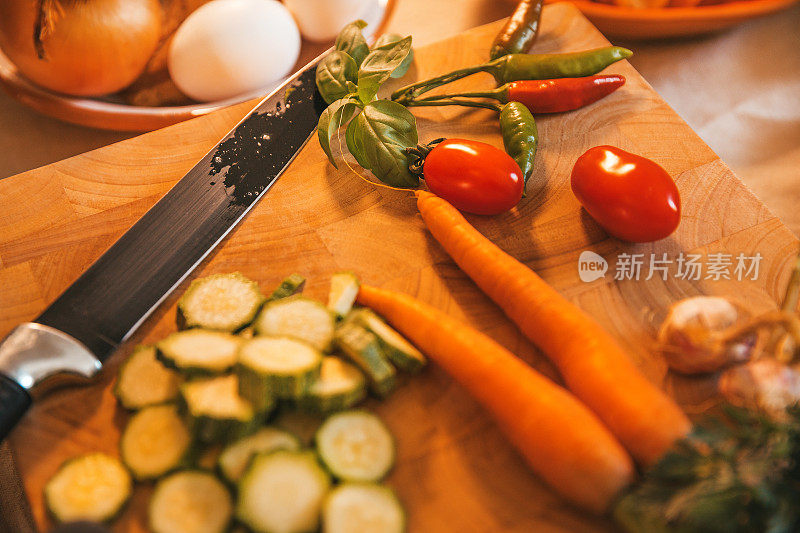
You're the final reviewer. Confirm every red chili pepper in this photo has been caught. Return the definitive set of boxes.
[402,74,626,115]
[571,146,680,243]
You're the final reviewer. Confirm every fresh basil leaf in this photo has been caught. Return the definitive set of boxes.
[334,20,369,67]
[357,36,413,103]
[317,96,361,168]
[344,100,419,188]
[374,33,414,78]
[315,51,357,105]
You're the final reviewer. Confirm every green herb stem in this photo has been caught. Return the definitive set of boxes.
[402,98,501,112]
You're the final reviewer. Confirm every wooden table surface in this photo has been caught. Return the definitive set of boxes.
[0,3,799,532]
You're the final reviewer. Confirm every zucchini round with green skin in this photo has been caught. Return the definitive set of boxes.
[350,309,426,373]
[323,483,405,533]
[237,450,331,533]
[149,470,233,533]
[335,322,396,398]
[298,356,367,414]
[180,374,262,444]
[269,274,306,301]
[115,345,181,410]
[238,336,323,402]
[45,453,132,524]
[254,296,336,352]
[315,410,395,482]
[218,427,302,483]
[328,272,360,317]
[157,330,241,375]
[178,272,265,332]
[121,404,192,480]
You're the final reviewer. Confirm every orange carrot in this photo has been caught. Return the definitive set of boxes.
[414,190,691,466]
[357,284,635,514]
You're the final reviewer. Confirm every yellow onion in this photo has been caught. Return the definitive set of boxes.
[0,0,162,96]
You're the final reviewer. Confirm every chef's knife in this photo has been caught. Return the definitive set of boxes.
[0,58,328,441]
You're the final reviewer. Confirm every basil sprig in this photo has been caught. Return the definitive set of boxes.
[315,21,417,188]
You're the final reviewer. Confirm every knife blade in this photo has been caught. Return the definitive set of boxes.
[0,57,328,441]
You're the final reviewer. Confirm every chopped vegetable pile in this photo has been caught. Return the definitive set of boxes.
[46,271,424,532]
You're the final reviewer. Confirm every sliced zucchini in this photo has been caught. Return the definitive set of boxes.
[328,272,360,317]
[115,345,181,410]
[238,336,323,403]
[335,322,396,398]
[180,374,262,444]
[121,404,192,480]
[218,427,302,483]
[157,330,241,375]
[351,309,426,373]
[149,470,232,533]
[236,450,331,533]
[269,274,306,301]
[254,296,336,352]
[298,356,367,414]
[178,272,265,332]
[323,483,405,533]
[44,453,132,524]
[315,410,395,482]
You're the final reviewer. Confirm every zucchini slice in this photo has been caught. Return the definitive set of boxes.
[149,470,232,533]
[218,427,302,483]
[178,272,265,332]
[157,330,241,375]
[298,356,367,414]
[45,453,132,524]
[254,296,336,352]
[115,345,181,410]
[121,404,192,480]
[315,410,395,482]
[335,322,396,398]
[269,274,306,301]
[238,336,322,402]
[323,483,405,533]
[351,309,427,373]
[180,375,261,444]
[237,450,331,533]
[328,272,360,317]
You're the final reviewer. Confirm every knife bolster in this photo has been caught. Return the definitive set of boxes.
[0,323,102,397]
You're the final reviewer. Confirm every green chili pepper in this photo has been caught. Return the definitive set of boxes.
[490,0,544,60]
[392,46,632,103]
[499,102,537,191]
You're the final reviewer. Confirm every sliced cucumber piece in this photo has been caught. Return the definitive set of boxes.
[45,453,132,524]
[218,427,302,484]
[115,345,181,410]
[149,470,232,533]
[237,450,331,533]
[180,375,261,444]
[269,274,306,301]
[335,322,396,398]
[351,309,426,373]
[315,410,395,482]
[178,272,265,332]
[298,356,367,414]
[254,296,336,352]
[121,404,192,480]
[238,336,322,402]
[323,483,405,533]
[328,272,360,317]
[157,330,241,375]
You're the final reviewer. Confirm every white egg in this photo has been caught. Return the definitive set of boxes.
[168,0,301,102]
[284,0,373,43]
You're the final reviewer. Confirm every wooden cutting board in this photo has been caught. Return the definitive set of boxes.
[1,3,798,531]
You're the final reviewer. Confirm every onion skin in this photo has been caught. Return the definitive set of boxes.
[0,0,162,96]
[719,359,800,419]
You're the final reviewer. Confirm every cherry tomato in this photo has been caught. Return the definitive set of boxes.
[422,138,524,215]
[571,146,680,242]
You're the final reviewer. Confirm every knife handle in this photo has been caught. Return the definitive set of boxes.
[0,375,31,442]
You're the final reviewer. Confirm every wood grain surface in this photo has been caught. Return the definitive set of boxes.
[0,4,797,531]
